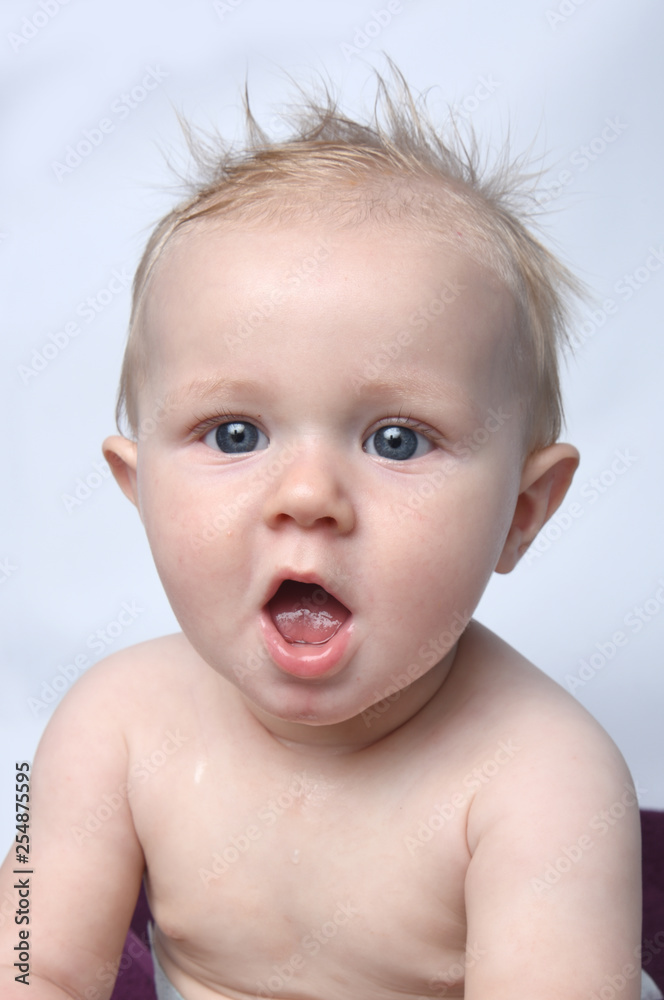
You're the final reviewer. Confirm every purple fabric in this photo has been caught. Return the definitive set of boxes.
[109,886,156,1000]
[110,810,664,999]
[641,810,664,990]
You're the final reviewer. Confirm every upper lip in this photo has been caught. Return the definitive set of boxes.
[261,570,351,612]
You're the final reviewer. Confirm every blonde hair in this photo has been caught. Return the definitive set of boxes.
[117,67,582,452]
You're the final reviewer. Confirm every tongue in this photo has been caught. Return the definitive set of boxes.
[268,581,350,645]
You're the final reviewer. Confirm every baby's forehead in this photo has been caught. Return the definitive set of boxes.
[138,212,518,416]
[143,209,516,346]
[132,170,522,393]
[141,213,519,402]
[149,184,514,297]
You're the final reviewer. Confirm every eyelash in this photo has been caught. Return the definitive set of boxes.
[191,412,444,450]
[373,415,437,438]
[190,409,246,437]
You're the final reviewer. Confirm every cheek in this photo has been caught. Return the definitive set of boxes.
[386,464,518,583]
[138,469,251,593]
[372,506,498,665]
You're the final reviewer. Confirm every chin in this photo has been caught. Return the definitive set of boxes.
[245,681,369,730]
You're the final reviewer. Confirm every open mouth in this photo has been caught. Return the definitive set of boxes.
[267,580,351,646]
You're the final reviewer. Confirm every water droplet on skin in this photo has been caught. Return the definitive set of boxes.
[291,849,300,864]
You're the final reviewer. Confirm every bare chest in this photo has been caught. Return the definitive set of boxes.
[131,738,473,998]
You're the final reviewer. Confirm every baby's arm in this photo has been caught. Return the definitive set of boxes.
[463,716,642,1000]
[0,659,145,999]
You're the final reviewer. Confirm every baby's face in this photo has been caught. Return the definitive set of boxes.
[112,219,530,739]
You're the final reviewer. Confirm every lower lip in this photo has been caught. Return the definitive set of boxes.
[259,609,354,679]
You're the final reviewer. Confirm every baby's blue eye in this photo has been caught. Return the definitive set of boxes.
[364,426,431,461]
[203,421,268,454]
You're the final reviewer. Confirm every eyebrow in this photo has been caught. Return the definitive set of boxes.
[162,375,266,412]
[162,370,481,422]
[355,372,481,421]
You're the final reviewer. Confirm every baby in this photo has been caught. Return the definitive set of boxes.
[0,73,649,1000]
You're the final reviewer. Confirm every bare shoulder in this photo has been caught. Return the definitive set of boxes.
[60,631,220,720]
[27,632,213,806]
[456,623,641,1000]
[33,631,226,796]
[455,620,633,812]
[72,630,211,688]
[0,638,214,997]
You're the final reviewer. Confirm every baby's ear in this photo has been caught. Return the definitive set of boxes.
[495,443,579,573]
[102,435,139,510]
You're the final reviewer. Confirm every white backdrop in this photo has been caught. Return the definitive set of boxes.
[2,0,663,850]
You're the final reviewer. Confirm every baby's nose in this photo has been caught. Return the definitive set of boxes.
[262,446,355,534]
